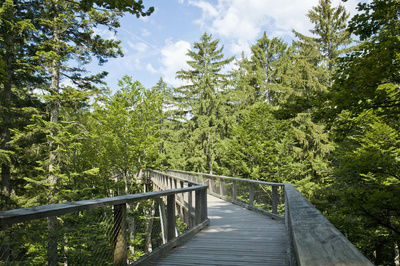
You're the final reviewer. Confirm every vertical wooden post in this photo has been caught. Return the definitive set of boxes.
[157,198,167,244]
[209,178,214,194]
[272,186,278,214]
[232,180,237,201]
[113,203,127,266]
[47,216,58,266]
[201,189,207,221]
[195,190,201,225]
[249,183,254,206]
[219,178,224,196]
[166,194,176,241]
[188,184,193,228]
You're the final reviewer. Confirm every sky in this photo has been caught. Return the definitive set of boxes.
[87,0,361,91]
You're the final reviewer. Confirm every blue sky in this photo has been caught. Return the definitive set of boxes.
[87,0,360,91]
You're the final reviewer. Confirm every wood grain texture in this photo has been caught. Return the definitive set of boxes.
[285,184,373,266]
[150,195,289,266]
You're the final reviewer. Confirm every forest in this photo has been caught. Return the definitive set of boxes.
[0,0,399,264]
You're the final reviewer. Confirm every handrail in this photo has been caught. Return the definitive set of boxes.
[0,170,209,266]
[284,184,373,265]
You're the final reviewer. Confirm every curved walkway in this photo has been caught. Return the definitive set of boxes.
[153,195,289,266]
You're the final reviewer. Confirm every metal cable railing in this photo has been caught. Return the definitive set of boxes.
[0,171,208,265]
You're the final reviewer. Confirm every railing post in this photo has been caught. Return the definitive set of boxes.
[166,194,176,241]
[209,178,214,194]
[113,203,127,266]
[232,180,237,201]
[188,184,193,228]
[201,189,207,221]
[47,216,58,266]
[195,190,201,225]
[219,178,224,196]
[272,186,278,214]
[249,183,254,207]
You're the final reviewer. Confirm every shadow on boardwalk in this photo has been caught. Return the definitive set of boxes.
[152,195,288,266]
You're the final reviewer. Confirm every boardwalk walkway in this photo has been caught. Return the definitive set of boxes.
[152,195,289,265]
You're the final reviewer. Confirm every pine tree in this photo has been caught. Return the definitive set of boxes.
[233,33,290,108]
[175,33,233,174]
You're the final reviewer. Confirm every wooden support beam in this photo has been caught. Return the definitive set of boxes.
[113,203,127,266]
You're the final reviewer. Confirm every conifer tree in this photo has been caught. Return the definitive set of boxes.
[233,33,290,107]
[175,33,233,174]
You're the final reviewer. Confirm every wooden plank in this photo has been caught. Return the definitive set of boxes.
[134,219,209,266]
[285,184,373,266]
[153,195,288,266]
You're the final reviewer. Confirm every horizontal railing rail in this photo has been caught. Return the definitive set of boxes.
[0,170,209,266]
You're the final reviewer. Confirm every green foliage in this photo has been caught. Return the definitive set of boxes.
[173,33,234,174]
[89,76,163,189]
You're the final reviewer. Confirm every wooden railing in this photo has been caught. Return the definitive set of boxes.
[164,169,284,220]
[164,169,373,266]
[0,170,209,266]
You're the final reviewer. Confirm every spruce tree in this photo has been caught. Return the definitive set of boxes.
[175,33,233,174]
[233,33,290,107]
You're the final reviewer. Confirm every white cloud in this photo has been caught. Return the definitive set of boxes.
[230,40,251,56]
[127,41,148,53]
[189,0,218,26]
[189,0,360,56]
[146,63,157,73]
[160,40,191,87]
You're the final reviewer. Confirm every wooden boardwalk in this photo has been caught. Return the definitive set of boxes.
[152,195,289,266]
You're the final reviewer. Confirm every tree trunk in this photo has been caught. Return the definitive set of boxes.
[47,8,61,264]
[144,201,155,253]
